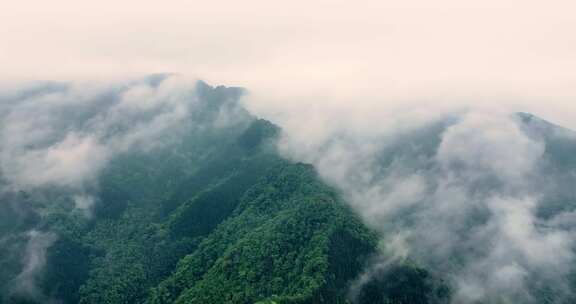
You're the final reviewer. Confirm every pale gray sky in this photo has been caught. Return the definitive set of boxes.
[1,0,576,127]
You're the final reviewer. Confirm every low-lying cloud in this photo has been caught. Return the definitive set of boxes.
[0,75,197,191]
[0,75,214,300]
[9,231,57,302]
[0,72,574,303]
[272,106,576,302]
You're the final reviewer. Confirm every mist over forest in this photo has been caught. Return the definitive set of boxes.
[0,75,574,304]
[2,1,576,303]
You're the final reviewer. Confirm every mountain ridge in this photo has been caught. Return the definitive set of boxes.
[1,78,576,303]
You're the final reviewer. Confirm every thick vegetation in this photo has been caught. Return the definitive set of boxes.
[1,83,448,304]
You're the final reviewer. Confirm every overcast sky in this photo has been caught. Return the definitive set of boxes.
[1,0,576,127]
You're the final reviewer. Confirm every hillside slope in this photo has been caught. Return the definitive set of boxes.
[9,77,576,304]
[1,79,445,304]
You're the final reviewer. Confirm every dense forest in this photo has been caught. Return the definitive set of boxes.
[0,79,447,304]
[2,77,576,304]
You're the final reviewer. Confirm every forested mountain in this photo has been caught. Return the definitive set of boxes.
[1,76,576,304]
[0,78,445,304]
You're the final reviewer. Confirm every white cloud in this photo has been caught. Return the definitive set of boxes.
[276,106,576,302]
[10,230,58,302]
